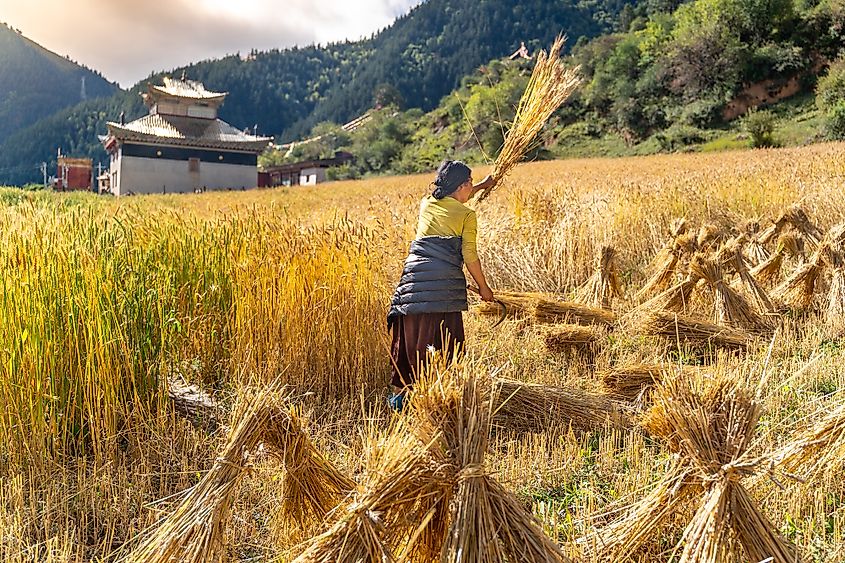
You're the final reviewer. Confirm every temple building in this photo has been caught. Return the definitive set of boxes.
[101,77,271,196]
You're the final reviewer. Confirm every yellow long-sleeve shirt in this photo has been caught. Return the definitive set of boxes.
[415,195,479,264]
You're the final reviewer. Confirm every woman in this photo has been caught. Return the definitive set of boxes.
[386,160,496,409]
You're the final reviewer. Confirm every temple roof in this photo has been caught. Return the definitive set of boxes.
[149,77,227,102]
[104,114,272,152]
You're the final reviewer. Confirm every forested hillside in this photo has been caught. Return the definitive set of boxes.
[0,0,632,185]
[0,23,117,144]
[263,0,845,179]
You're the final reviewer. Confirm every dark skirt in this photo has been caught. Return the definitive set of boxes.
[390,312,465,388]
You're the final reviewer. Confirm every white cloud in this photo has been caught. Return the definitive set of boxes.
[0,0,423,86]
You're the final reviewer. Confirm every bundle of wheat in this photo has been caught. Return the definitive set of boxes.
[769,399,845,480]
[120,385,286,563]
[598,363,702,401]
[263,406,355,529]
[784,204,824,247]
[580,372,797,563]
[575,245,623,310]
[751,232,800,286]
[533,298,617,325]
[492,378,632,433]
[696,223,723,250]
[757,208,791,245]
[476,291,615,326]
[636,228,696,300]
[411,363,572,562]
[641,311,751,349]
[293,426,442,562]
[477,35,581,201]
[635,271,703,315]
[716,237,778,316]
[690,255,769,331]
[741,220,771,266]
[772,243,829,311]
[543,324,604,353]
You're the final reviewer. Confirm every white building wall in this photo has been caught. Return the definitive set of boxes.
[113,156,257,196]
[298,167,326,186]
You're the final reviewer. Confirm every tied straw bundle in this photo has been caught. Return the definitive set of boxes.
[476,290,615,326]
[580,371,797,563]
[717,235,777,316]
[410,363,572,562]
[122,385,352,563]
[634,269,702,315]
[119,387,274,563]
[293,427,440,563]
[641,310,751,350]
[769,222,845,311]
[575,245,623,310]
[636,219,695,300]
[741,220,771,266]
[690,255,769,332]
[599,362,700,401]
[268,406,356,529]
[750,232,800,286]
[543,324,604,353]
[476,35,581,201]
[768,398,845,480]
[493,377,633,433]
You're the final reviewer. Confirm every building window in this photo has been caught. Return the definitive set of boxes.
[189,158,200,172]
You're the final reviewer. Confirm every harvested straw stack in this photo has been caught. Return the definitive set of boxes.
[477,35,581,201]
[785,205,824,247]
[641,310,751,349]
[293,425,442,562]
[690,255,769,331]
[635,270,702,315]
[741,220,771,266]
[770,399,845,479]
[476,290,615,326]
[543,324,603,353]
[265,406,355,528]
[576,246,623,310]
[121,386,284,563]
[717,236,777,316]
[696,223,723,251]
[636,221,694,300]
[771,239,830,311]
[534,297,616,325]
[597,363,700,401]
[492,378,632,432]
[644,374,796,563]
[581,372,798,563]
[411,363,572,562]
[751,232,800,286]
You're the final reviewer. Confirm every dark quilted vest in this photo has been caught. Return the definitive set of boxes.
[387,236,467,328]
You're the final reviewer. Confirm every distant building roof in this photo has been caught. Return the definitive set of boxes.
[105,113,272,152]
[149,77,227,101]
[261,151,353,174]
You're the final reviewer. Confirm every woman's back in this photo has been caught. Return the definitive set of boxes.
[416,195,478,264]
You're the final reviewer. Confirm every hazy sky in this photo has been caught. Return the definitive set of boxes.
[0,0,423,87]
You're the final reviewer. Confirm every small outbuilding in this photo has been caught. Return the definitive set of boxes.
[54,156,92,191]
[100,77,272,196]
[261,151,354,187]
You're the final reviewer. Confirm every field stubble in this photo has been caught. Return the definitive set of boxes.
[0,143,844,561]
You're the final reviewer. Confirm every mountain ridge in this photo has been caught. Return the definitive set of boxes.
[0,0,630,185]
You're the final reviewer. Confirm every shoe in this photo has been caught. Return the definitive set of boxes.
[387,392,405,412]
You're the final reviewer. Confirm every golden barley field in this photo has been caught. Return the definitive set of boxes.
[1,143,845,562]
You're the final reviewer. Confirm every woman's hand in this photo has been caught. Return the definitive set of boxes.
[472,174,496,194]
[479,285,494,302]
